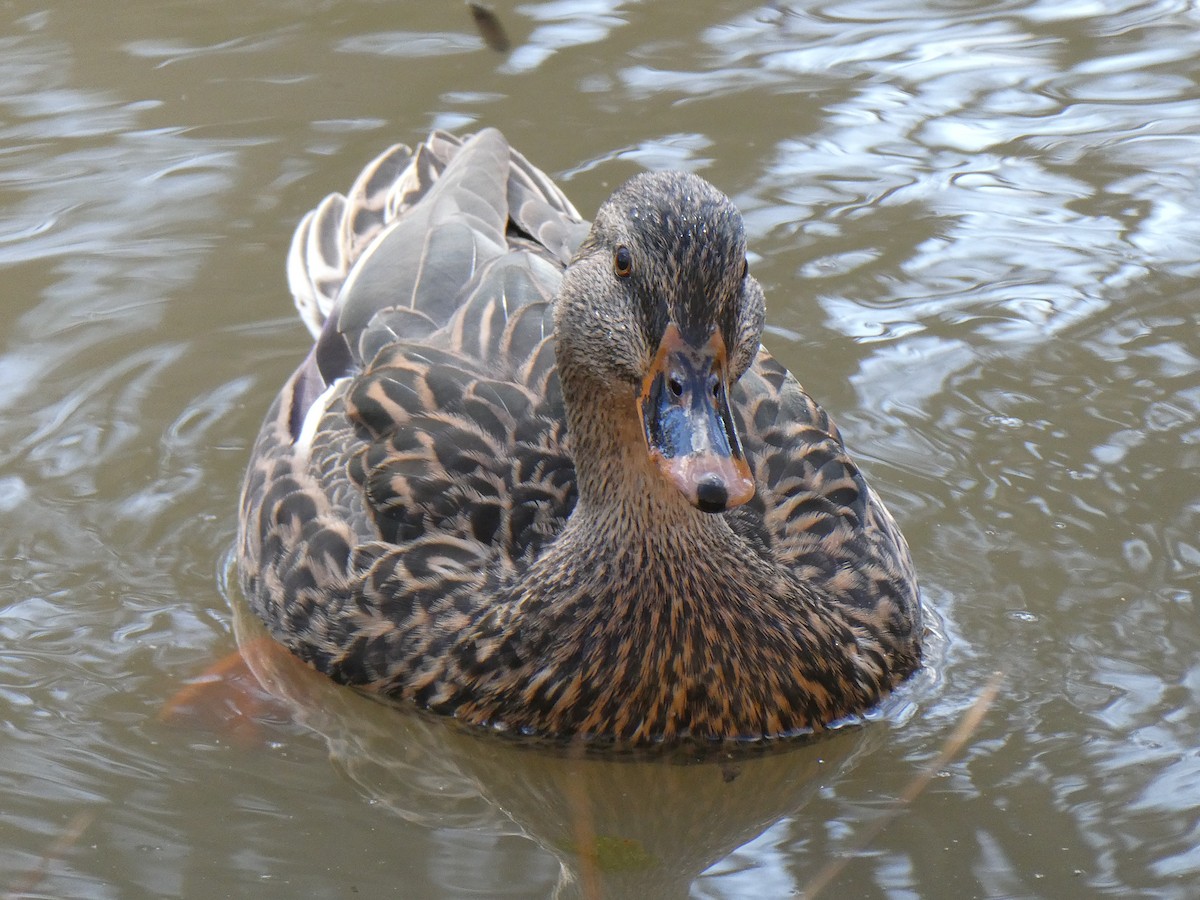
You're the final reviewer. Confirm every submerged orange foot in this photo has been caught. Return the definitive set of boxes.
[159,637,308,748]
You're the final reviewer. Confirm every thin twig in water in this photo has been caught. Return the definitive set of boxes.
[802,671,1005,898]
[3,809,97,899]
[564,737,603,900]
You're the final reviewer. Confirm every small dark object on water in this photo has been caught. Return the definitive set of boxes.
[468,1,510,52]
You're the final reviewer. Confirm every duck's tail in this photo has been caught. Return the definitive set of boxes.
[284,129,584,339]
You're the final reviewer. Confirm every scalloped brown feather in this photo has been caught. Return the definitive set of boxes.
[238,128,922,745]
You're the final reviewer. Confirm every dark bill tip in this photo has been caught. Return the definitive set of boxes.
[695,475,729,513]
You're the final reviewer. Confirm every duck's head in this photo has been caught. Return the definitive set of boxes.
[555,171,765,514]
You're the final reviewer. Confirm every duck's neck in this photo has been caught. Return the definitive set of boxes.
[554,378,742,570]
[569,383,655,508]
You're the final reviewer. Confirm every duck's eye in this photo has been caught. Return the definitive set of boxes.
[614,245,633,278]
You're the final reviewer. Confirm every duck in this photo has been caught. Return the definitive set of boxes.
[237,128,922,746]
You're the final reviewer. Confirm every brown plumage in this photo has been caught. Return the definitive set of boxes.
[238,128,922,745]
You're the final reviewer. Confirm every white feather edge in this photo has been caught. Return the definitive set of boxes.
[293,378,348,461]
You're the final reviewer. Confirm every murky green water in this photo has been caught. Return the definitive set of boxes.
[2,1,1198,896]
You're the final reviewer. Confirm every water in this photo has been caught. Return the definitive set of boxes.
[1,1,1198,896]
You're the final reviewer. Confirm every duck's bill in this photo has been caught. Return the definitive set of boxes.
[638,324,755,514]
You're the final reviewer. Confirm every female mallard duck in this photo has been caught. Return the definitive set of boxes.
[239,129,921,745]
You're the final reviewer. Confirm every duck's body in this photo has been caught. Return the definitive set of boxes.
[238,129,921,744]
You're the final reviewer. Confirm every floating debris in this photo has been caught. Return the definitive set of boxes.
[468,1,511,53]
